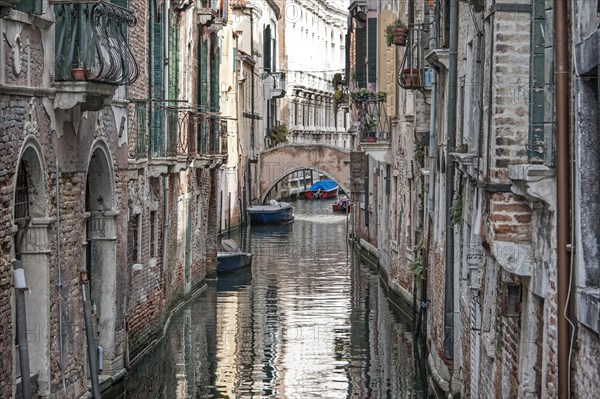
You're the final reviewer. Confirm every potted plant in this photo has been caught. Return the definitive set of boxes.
[364,114,378,142]
[385,19,408,47]
[376,91,387,102]
[351,88,369,103]
[400,68,420,88]
[71,49,91,81]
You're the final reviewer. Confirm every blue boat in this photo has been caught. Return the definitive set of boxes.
[217,251,253,273]
[299,179,339,199]
[247,200,295,224]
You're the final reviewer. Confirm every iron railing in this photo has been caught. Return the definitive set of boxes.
[54,2,139,85]
[353,93,390,142]
[132,101,147,158]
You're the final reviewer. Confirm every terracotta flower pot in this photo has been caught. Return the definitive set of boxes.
[401,68,420,88]
[71,67,90,80]
[393,28,408,46]
[428,0,435,10]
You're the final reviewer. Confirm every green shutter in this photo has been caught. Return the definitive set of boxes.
[16,0,42,14]
[150,0,165,156]
[367,18,377,85]
[528,0,554,165]
[355,27,367,88]
[111,0,128,8]
[263,26,271,72]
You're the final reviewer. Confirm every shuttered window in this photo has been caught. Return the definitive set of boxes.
[150,0,165,156]
[16,0,42,14]
[367,18,377,85]
[263,26,271,73]
[528,0,554,166]
[355,27,367,88]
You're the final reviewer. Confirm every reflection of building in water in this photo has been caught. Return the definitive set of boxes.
[347,259,419,397]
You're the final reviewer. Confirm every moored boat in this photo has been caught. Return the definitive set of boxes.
[299,179,339,199]
[217,239,253,273]
[247,200,295,224]
[332,196,352,213]
[217,251,253,273]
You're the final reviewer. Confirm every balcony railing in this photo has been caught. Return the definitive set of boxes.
[352,91,390,142]
[397,23,427,91]
[177,111,226,157]
[132,101,147,159]
[54,2,139,85]
[149,104,179,158]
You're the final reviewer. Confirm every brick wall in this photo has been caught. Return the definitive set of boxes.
[573,325,600,398]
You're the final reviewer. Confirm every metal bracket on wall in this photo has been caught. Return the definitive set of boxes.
[477,181,512,192]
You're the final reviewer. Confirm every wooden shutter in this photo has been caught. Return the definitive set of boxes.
[16,0,42,14]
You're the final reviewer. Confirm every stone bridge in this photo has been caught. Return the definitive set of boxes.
[257,144,351,203]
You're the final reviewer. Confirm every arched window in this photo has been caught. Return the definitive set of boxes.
[14,162,30,223]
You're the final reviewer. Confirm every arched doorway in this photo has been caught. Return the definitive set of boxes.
[85,143,118,375]
[12,142,51,397]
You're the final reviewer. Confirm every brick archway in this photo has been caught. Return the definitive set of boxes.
[257,144,351,203]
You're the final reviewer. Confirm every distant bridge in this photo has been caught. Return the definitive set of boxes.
[257,144,351,203]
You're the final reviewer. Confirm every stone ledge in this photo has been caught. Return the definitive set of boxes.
[490,240,534,277]
[576,29,600,76]
[425,49,449,70]
[577,288,600,335]
[509,164,556,210]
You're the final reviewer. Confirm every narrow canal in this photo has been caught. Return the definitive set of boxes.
[106,200,426,398]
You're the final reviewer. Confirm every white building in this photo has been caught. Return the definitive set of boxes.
[282,0,350,149]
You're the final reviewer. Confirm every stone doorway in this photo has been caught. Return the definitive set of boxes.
[85,143,118,375]
[12,142,51,397]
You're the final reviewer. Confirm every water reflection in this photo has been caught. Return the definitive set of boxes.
[109,200,424,398]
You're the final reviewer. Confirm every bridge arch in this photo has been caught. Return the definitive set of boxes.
[257,144,350,203]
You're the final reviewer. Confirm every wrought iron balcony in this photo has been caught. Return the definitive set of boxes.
[53,2,139,110]
[397,23,429,91]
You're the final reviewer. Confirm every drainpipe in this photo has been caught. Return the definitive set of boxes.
[554,0,571,396]
[81,271,101,398]
[249,9,255,205]
[443,0,458,360]
[162,178,169,273]
[239,7,255,206]
[13,260,32,399]
[162,0,170,276]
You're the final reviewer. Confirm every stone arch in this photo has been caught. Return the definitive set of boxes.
[12,136,51,397]
[257,144,351,203]
[261,166,349,203]
[85,139,119,375]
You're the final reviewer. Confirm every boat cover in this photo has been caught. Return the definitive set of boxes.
[308,180,337,192]
[220,239,240,252]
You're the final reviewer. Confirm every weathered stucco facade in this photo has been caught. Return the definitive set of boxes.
[349,0,600,397]
[0,0,225,397]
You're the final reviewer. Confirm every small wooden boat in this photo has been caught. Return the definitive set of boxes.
[217,251,253,273]
[217,239,253,273]
[332,197,352,213]
[299,180,339,199]
[247,200,294,224]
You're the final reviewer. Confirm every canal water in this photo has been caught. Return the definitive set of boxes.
[106,200,426,398]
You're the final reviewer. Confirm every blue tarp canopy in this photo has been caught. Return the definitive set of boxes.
[308,179,338,191]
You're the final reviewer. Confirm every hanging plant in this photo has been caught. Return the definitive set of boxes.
[385,19,408,47]
[351,88,369,103]
[332,89,348,114]
[271,124,288,144]
[376,91,387,102]
[332,72,344,89]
